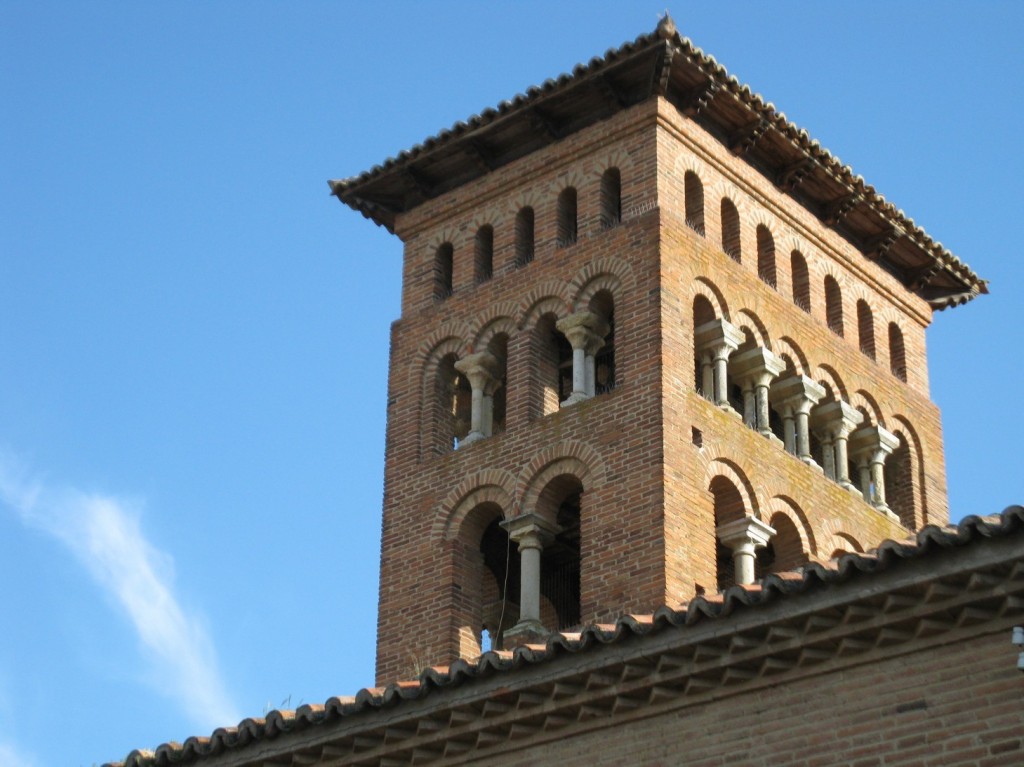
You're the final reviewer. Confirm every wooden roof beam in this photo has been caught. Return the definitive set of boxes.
[863,227,904,261]
[526,105,564,141]
[729,118,770,156]
[649,43,675,98]
[822,192,862,226]
[679,80,719,117]
[775,157,816,192]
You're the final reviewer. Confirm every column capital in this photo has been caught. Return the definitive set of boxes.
[715,516,776,551]
[812,399,863,439]
[556,311,609,353]
[848,424,899,463]
[730,346,786,386]
[770,374,826,412]
[694,318,744,358]
[454,351,502,392]
[500,513,558,550]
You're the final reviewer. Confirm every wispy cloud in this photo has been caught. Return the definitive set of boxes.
[0,451,240,730]
[0,739,37,767]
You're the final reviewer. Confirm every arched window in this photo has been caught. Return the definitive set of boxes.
[474,225,493,284]
[824,276,844,336]
[711,476,746,592]
[791,251,810,312]
[536,476,583,631]
[455,506,516,655]
[557,187,578,247]
[515,207,535,267]
[721,198,741,262]
[487,334,508,436]
[685,171,705,235]
[434,242,454,300]
[433,353,471,452]
[756,225,776,288]
[590,291,615,395]
[889,323,907,381]
[600,168,621,228]
[885,430,916,529]
[531,313,572,418]
[692,295,716,396]
[857,300,875,359]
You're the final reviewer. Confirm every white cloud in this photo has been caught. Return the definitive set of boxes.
[0,451,241,730]
[0,740,37,767]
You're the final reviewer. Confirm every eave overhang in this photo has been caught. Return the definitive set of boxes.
[330,16,986,311]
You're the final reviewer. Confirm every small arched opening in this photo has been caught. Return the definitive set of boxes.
[685,171,705,235]
[825,276,844,336]
[557,187,578,247]
[791,251,810,312]
[516,207,535,267]
[474,225,493,284]
[857,300,875,359]
[600,168,621,228]
[889,322,907,381]
[721,198,741,262]
[757,225,777,288]
[531,313,573,418]
[434,242,454,300]
[535,475,584,631]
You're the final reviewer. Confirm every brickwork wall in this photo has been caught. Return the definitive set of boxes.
[373,97,952,684]
[377,104,670,683]
[471,629,1023,767]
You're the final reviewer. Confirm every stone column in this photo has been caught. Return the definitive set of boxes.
[454,352,502,445]
[730,347,786,441]
[557,312,609,406]
[500,513,558,644]
[770,375,826,466]
[849,425,899,513]
[699,352,714,401]
[812,401,864,493]
[715,516,776,586]
[695,319,744,409]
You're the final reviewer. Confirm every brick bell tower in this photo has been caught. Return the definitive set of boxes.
[331,16,986,685]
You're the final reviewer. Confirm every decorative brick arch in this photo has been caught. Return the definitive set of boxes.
[764,495,817,556]
[592,147,635,174]
[708,180,747,215]
[568,256,634,310]
[701,456,761,520]
[851,389,885,428]
[775,336,810,375]
[747,206,780,233]
[692,276,730,321]
[814,363,849,402]
[549,169,587,195]
[504,188,543,217]
[516,440,608,523]
[436,469,518,542]
[672,150,707,177]
[519,281,572,328]
[468,208,507,231]
[425,224,465,252]
[735,308,772,349]
[470,305,519,349]
[409,325,472,386]
[819,518,864,558]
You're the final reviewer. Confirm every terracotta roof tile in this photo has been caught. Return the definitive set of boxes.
[106,505,1023,767]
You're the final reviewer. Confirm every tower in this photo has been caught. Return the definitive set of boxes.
[331,17,985,685]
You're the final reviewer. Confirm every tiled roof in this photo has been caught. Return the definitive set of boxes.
[330,16,986,310]
[107,505,1024,767]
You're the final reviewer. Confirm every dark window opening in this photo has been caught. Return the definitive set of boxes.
[757,225,776,288]
[557,187,578,247]
[434,242,454,300]
[475,225,493,283]
[600,168,621,228]
[541,491,582,631]
[721,198,741,262]
[516,207,535,266]
[685,171,705,235]
[791,251,811,312]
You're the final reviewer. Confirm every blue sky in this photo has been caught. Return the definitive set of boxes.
[1,3,1021,765]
